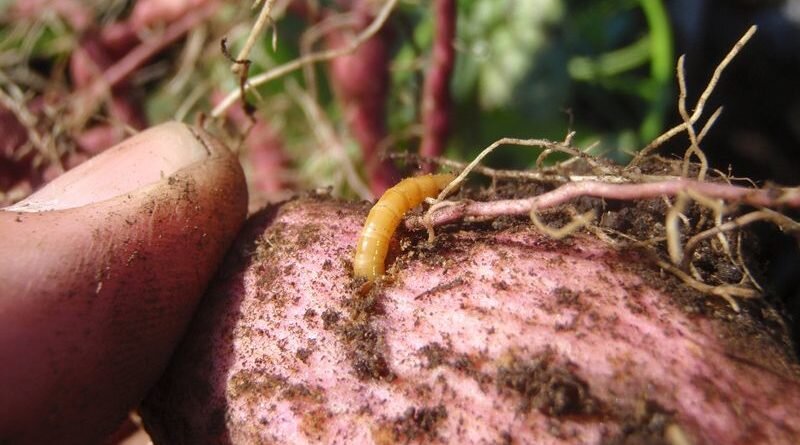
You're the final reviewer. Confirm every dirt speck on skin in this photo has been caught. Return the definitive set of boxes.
[321,308,341,330]
[296,347,312,363]
[372,405,448,445]
[604,399,674,445]
[496,350,598,418]
[553,286,581,307]
[418,342,451,369]
[335,284,395,381]
[300,407,332,441]
[227,370,286,402]
[280,382,326,404]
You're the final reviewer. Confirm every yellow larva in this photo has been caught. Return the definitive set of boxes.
[353,173,455,280]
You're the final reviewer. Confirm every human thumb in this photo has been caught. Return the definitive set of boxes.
[0,122,247,444]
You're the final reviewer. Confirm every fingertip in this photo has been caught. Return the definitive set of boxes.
[0,122,247,444]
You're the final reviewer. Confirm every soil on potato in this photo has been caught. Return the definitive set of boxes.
[143,185,799,444]
[403,157,800,376]
[350,161,799,438]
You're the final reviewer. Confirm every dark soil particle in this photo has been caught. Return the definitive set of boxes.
[296,347,312,363]
[496,350,598,417]
[374,405,448,444]
[553,287,581,307]
[418,342,451,369]
[414,277,466,301]
[227,370,286,401]
[280,383,325,404]
[604,400,673,445]
[320,308,340,330]
[341,320,393,380]
[451,354,474,372]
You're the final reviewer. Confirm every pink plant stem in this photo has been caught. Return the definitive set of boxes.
[419,0,456,170]
[327,0,398,195]
[416,179,800,227]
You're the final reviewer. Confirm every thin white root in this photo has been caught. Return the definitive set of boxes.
[529,209,597,240]
[666,193,689,265]
[683,209,800,267]
[657,260,755,312]
[634,25,757,161]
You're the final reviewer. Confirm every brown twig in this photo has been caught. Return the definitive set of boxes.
[231,0,278,77]
[211,0,399,118]
[418,0,456,170]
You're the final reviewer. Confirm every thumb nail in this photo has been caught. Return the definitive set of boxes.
[3,122,210,212]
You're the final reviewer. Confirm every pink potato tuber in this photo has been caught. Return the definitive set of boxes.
[141,195,800,444]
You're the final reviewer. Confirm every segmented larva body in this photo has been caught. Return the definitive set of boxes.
[353,173,455,280]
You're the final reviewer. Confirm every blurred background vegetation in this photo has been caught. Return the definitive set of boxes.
[2,0,798,194]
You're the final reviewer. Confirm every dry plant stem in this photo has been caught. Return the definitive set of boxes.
[211,0,399,118]
[300,13,359,101]
[419,0,456,168]
[232,0,278,76]
[167,26,208,94]
[633,25,757,163]
[0,85,61,172]
[416,179,800,228]
[389,152,675,184]
[286,81,372,200]
[73,3,219,128]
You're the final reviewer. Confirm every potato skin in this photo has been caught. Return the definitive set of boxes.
[142,196,800,445]
[353,174,454,280]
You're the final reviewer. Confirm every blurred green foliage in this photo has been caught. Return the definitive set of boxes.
[443,0,674,167]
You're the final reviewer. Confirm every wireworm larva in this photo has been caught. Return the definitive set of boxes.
[353,173,455,280]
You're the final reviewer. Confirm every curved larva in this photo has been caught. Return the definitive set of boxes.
[353,173,455,280]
